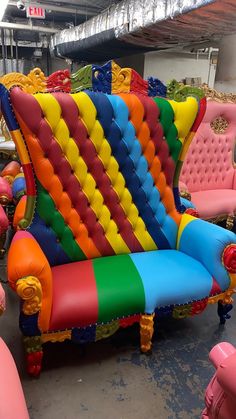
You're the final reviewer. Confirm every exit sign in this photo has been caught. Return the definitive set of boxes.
[26,6,45,19]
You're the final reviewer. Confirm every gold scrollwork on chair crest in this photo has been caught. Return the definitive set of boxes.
[0,67,46,93]
[112,63,132,93]
[16,276,42,315]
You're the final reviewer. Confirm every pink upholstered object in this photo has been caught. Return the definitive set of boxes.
[180,101,236,219]
[0,177,12,204]
[0,338,29,419]
[0,283,5,313]
[202,342,236,419]
[191,189,236,219]
[0,205,9,235]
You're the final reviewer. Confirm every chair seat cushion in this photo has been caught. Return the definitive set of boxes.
[49,250,216,331]
[191,189,236,219]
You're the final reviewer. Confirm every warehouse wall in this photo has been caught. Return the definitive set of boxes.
[144,51,216,87]
[215,34,236,93]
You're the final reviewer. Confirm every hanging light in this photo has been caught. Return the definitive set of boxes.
[0,0,9,22]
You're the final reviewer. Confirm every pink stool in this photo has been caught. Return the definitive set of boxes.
[202,342,236,418]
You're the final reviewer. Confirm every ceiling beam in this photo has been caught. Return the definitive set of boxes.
[0,21,58,33]
[8,0,96,16]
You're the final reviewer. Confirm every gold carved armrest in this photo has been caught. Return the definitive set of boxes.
[16,276,42,316]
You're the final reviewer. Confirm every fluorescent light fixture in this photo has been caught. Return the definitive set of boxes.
[0,0,9,22]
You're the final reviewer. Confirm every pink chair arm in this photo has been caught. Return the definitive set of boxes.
[0,338,29,419]
[209,342,236,368]
[217,350,236,399]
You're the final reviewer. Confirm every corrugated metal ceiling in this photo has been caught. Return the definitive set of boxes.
[50,0,236,62]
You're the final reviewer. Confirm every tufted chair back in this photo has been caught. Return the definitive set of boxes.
[180,101,236,192]
[1,85,199,267]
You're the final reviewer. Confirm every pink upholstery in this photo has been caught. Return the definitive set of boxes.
[202,342,236,419]
[0,205,9,234]
[191,189,236,219]
[0,177,12,203]
[180,101,236,219]
[0,338,29,419]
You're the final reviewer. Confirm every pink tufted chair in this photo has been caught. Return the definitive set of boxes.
[180,98,236,229]
[202,342,236,419]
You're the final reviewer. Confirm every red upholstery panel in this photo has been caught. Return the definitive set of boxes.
[50,260,98,330]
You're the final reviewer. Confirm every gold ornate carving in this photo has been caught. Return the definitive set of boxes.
[16,276,42,315]
[210,116,229,134]
[201,84,236,103]
[140,313,155,353]
[0,67,46,93]
[180,190,191,201]
[0,68,46,145]
[173,304,192,319]
[42,330,72,343]
[111,62,132,94]
[226,214,235,230]
[95,320,120,341]
[208,289,235,305]
[205,214,230,226]
[0,118,11,141]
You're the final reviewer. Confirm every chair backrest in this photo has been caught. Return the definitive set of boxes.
[0,84,200,266]
[47,60,167,97]
[180,98,236,192]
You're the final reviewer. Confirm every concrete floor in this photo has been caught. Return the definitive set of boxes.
[0,273,236,419]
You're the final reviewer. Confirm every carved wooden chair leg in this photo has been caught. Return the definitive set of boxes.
[16,276,43,376]
[140,313,155,354]
[226,215,235,230]
[24,336,43,377]
[217,291,234,325]
[217,301,233,325]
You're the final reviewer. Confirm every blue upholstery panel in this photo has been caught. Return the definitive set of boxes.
[178,217,236,291]
[130,250,213,313]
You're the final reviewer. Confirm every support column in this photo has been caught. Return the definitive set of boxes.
[215,34,236,93]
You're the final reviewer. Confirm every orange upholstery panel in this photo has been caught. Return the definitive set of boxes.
[8,231,52,331]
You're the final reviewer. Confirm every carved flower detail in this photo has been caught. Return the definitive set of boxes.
[223,244,236,273]
[210,116,229,134]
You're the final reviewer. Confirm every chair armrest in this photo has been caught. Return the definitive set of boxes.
[177,214,236,293]
[7,230,52,332]
[13,195,26,229]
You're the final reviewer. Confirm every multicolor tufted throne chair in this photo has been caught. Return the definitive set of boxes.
[1,83,236,377]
